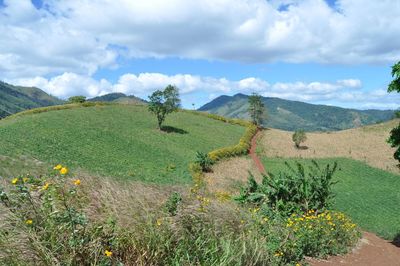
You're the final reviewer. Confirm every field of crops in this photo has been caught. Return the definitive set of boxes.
[0,104,245,184]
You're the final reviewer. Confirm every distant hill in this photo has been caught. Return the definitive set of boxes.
[88,93,146,104]
[199,93,395,131]
[0,81,64,119]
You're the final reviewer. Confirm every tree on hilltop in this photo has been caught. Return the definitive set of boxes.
[248,93,266,126]
[148,85,181,130]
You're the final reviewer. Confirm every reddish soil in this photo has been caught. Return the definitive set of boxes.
[249,129,266,174]
[308,232,400,266]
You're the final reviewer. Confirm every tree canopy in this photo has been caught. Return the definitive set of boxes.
[148,85,181,129]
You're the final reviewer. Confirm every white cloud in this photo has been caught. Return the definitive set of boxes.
[1,0,400,79]
[9,72,398,110]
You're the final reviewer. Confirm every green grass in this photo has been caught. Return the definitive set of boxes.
[261,157,400,240]
[0,104,245,184]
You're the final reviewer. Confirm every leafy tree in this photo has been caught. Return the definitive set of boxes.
[248,93,266,126]
[292,130,307,148]
[148,85,181,129]
[68,96,86,103]
[387,61,400,163]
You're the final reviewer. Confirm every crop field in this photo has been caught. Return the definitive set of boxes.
[259,120,400,174]
[0,104,245,184]
[261,157,400,240]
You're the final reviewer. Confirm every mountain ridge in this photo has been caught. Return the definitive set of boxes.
[199,93,395,131]
[0,81,64,119]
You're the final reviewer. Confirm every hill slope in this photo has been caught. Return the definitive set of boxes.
[0,81,63,118]
[88,92,146,104]
[199,93,394,131]
[0,104,244,184]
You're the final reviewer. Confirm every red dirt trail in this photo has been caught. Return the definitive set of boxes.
[249,131,400,266]
[249,129,266,174]
[308,232,400,266]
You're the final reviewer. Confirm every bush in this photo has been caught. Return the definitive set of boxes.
[194,151,213,172]
[68,95,87,103]
[236,161,338,215]
[164,192,182,216]
[292,130,307,148]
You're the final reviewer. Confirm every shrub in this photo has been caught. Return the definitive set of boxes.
[194,151,213,172]
[292,130,307,148]
[68,95,87,103]
[164,192,182,216]
[236,160,338,215]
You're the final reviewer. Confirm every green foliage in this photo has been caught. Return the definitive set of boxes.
[292,130,307,148]
[0,105,244,184]
[68,95,87,103]
[164,192,182,216]
[236,161,337,215]
[248,93,266,126]
[208,123,257,161]
[148,85,181,129]
[262,157,400,240]
[199,93,394,131]
[388,61,400,93]
[0,81,63,119]
[387,61,400,163]
[194,151,213,172]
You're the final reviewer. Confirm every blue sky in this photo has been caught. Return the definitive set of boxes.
[1,0,399,109]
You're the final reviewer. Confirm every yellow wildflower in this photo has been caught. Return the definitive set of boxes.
[53,164,62,170]
[104,250,112,257]
[60,167,68,175]
[156,218,162,226]
[42,182,50,190]
[25,219,33,225]
[11,178,19,185]
[23,177,29,183]
[296,263,301,266]
[73,179,81,186]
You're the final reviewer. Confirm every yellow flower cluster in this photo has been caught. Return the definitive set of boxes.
[286,210,357,233]
[104,250,112,257]
[54,164,68,175]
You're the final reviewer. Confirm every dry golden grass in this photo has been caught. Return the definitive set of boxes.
[204,157,262,194]
[260,119,400,174]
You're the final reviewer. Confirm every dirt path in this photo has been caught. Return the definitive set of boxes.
[308,232,400,266]
[249,129,266,174]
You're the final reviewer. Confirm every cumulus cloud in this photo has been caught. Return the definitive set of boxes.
[1,0,400,78]
[9,72,398,110]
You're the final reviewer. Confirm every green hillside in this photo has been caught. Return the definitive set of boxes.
[199,93,394,131]
[0,104,245,184]
[88,92,146,104]
[0,81,64,118]
[262,157,400,240]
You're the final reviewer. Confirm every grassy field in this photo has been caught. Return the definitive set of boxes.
[260,120,400,174]
[0,104,245,184]
[261,157,400,240]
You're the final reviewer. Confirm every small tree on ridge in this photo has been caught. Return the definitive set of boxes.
[248,93,265,126]
[148,85,181,130]
[292,130,307,149]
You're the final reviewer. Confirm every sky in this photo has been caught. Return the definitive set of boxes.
[1,0,400,110]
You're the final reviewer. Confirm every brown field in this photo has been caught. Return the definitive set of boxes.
[204,157,261,193]
[259,119,400,174]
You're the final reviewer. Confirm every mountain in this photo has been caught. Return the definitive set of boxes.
[88,93,146,104]
[0,81,64,119]
[199,93,395,131]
